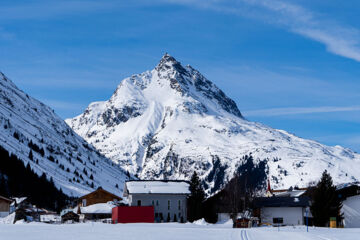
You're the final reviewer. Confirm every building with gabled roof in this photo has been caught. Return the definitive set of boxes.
[0,195,13,217]
[337,182,360,228]
[254,196,311,226]
[123,180,190,222]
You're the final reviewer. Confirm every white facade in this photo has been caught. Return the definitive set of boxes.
[261,207,305,225]
[124,181,190,222]
[217,213,232,223]
[128,193,187,222]
[342,195,360,228]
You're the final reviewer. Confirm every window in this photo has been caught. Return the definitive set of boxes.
[156,200,159,206]
[168,200,171,210]
[82,199,87,207]
[152,200,155,206]
[137,200,141,206]
[178,200,181,210]
[273,218,283,224]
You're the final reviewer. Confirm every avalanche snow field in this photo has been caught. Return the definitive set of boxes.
[0,223,359,240]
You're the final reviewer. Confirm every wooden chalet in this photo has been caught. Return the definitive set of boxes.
[0,195,13,217]
[78,187,122,207]
[61,211,80,223]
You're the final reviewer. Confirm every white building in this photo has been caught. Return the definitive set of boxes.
[342,195,360,228]
[337,183,360,228]
[254,196,311,226]
[123,180,190,222]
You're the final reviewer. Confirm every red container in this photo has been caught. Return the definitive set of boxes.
[112,206,154,223]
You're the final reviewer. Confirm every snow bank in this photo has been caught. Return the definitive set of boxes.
[0,213,15,224]
[216,219,233,225]
[192,218,209,226]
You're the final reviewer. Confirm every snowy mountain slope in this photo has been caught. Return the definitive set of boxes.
[0,72,128,197]
[66,54,360,194]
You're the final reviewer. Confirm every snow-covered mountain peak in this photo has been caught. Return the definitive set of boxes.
[156,53,179,69]
[67,54,360,194]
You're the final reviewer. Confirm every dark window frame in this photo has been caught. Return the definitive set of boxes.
[273,218,283,224]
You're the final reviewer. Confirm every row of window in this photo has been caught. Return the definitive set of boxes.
[137,199,182,210]
[154,212,183,222]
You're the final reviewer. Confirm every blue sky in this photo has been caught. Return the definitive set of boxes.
[1,0,360,151]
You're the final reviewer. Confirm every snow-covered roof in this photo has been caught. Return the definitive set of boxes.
[336,182,360,190]
[74,202,115,214]
[10,197,27,206]
[125,181,190,195]
[274,190,306,198]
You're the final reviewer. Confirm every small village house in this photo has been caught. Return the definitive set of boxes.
[337,183,360,228]
[75,202,116,221]
[0,195,13,217]
[253,182,312,226]
[72,187,122,221]
[254,196,311,226]
[61,211,80,223]
[15,202,57,222]
[123,180,190,222]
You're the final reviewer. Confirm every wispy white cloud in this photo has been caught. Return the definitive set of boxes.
[244,0,360,62]
[163,0,360,62]
[245,106,360,117]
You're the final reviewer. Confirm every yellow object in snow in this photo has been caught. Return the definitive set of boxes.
[330,217,337,228]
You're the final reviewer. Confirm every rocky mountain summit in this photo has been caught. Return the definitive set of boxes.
[67,54,360,194]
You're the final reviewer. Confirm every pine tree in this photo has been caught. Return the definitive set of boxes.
[28,150,33,161]
[0,146,69,212]
[188,171,206,222]
[310,170,343,226]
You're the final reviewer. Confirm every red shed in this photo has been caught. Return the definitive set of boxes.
[112,206,154,223]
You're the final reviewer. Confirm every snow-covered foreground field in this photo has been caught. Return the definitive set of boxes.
[0,222,359,240]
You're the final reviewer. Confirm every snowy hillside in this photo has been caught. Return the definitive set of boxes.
[0,72,128,197]
[66,54,360,194]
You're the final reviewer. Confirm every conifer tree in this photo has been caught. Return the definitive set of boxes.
[188,171,206,222]
[310,170,343,226]
[28,150,33,161]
